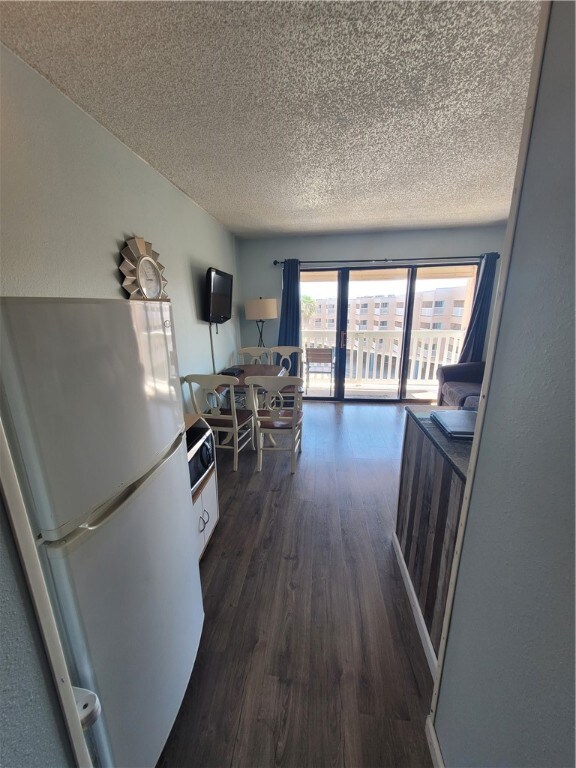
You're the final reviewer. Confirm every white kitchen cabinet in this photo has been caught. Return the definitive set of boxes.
[192,467,219,558]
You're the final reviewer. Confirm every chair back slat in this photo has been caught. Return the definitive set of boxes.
[306,347,333,366]
[269,346,303,376]
[181,374,240,420]
[238,347,272,365]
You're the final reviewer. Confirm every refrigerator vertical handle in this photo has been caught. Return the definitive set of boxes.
[73,687,101,729]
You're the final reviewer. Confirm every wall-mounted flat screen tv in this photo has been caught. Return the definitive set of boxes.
[204,267,233,324]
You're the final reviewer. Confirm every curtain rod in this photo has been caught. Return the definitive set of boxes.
[272,254,495,266]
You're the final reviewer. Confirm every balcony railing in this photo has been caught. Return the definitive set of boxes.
[302,328,465,398]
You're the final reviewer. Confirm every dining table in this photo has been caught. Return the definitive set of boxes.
[218,363,285,407]
[227,363,285,388]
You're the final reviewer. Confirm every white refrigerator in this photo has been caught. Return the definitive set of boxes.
[0,297,204,767]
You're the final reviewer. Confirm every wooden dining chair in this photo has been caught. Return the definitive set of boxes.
[304,346,335,395]
[268,346,303,408]
[269,346,303,376]
[238,346,272,364]
[180,374,254,471]
[244,375,304,474]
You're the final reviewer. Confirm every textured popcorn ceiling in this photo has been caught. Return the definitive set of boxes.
[0,1,541,236]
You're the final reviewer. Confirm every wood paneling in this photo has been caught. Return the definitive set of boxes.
[396,410,468,655]
[157,403,433,768]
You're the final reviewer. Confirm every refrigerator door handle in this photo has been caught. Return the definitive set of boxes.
[73,686,101,729]
[83,435,183,532]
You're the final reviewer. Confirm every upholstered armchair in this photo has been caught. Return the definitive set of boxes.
[436,361,485,409]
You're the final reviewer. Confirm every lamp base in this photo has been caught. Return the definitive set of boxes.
[255,320,266,347]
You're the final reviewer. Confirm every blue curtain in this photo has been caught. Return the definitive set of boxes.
[459,252,499,363]
[277,260,301,363]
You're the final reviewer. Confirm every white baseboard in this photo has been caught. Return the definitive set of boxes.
[426,715,445,768]
[392,532,437,677]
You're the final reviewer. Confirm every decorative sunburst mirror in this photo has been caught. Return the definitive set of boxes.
[119,236,168,300]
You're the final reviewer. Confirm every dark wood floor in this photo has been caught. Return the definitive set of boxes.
[158,403,433,768]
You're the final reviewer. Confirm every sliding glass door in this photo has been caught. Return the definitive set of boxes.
[344,269,409,399]
[300,271,339,397]
[404,265,477,400]
[300,263,478,402]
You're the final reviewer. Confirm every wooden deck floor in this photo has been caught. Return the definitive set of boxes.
[158,402,433,768]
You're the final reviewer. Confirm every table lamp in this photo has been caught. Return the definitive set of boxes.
[244,297,278,347]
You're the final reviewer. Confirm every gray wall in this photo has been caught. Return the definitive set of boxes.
[236,225,506,348]
[0,45,240,378]
[434,4,575,766]
[0,497,74,768]
[0,45,240,763]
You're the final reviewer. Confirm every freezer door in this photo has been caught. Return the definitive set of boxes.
[0,298,184,539]
[44,439,204,768]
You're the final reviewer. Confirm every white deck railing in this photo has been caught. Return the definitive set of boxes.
[302,329,465,395]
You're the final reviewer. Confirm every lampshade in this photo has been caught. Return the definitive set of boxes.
[244,297,278,321]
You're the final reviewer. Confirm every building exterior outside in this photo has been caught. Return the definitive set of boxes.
[301,278,477,399]
[303,285,474,334]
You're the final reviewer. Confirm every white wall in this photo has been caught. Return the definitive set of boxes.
[434,4,574,766]
[236,225,506,347]
[0,45,240,378]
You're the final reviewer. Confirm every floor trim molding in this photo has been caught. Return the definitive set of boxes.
[392,532,437,676]
[426,715,445,768]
